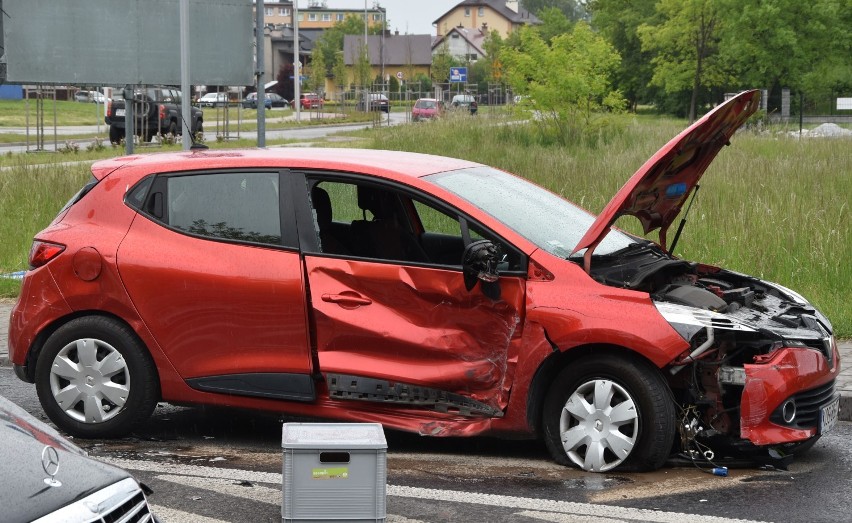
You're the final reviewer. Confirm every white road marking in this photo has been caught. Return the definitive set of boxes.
[386,485,768,523]
[514,511,627,523]
[105,458,768,523]
[149,505,231,523]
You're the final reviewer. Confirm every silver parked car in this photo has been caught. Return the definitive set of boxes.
[0,395,158,522]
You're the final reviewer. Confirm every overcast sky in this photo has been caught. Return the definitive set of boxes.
[310,1,460,36]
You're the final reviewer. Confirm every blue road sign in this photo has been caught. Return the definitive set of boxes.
[450,67,467,83]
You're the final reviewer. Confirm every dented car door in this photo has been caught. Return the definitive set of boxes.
[300,177,527,425]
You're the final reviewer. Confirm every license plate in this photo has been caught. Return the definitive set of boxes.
[115,108,125,117]
[819,396,840,434]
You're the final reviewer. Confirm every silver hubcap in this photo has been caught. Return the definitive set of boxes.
[49,338,130,424]
[559,379,639,472]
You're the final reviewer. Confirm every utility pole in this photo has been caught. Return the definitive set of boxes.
[180,0,191,150]
[294,0,301,121]
[256,0,266,146]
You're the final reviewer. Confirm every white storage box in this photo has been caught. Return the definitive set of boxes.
[282,423,387,522]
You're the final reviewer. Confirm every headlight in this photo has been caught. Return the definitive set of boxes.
[653,301,756,342]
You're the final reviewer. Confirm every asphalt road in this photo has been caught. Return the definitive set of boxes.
[1,365,850,523]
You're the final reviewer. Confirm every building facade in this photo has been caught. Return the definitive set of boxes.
[433,0,539,38]
[254,0,385,30]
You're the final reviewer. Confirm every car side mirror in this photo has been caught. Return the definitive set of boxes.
[462,240,501,300]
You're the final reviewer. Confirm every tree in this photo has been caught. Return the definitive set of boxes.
[276,63,295,102]
[522,0,589,22]
[332,51,349,91]
[718,0,852,103]
[501,22,625,144]
[638,0,730,122]
[483,30,505,83]
[308,45,327,97]
[588,0,657,111]
[315,14,385,76]
[537,7,574,43]
[354,42,372,88]
[431,41,460,84]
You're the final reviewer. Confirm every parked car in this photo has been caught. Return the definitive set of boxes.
[451,94,478,114]
[105,87,203,144]
[412,98,443,121]
[74,90,106,104]
[293,92,324,109]
[197,92,229,107]
[9,91,839,473]
[242,92,288,109]
[357,93,390,113]
[0,394,158,522]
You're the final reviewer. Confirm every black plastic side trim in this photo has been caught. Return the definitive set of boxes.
[327,373,502,418]
[186,373,316,402]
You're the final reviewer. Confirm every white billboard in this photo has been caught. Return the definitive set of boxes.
[2,0,253,86]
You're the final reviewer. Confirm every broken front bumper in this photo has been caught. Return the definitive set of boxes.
[740,345,840,445]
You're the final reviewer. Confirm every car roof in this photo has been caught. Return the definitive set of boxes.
[91,148,481,182]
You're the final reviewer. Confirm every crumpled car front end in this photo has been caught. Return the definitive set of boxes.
[650,264,840,460]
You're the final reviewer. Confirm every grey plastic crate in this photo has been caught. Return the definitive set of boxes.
[282,423,387,523]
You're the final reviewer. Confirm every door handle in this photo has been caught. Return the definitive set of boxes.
[321,293,373,308]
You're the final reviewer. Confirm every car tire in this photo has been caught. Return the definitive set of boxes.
[108,126,123,144]
[168,121,178,136]
[542,354,675,472]
[35,316,159,439]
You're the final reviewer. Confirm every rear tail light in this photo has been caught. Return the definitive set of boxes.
[107,100,112,116]
[159,104,166,120]
[29,240,66,269]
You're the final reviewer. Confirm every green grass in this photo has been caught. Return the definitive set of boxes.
[0,99,110,127]
[1,114,850,336]
[0,160,93,296]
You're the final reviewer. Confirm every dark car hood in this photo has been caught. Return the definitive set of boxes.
[573,90,760,257]
[0,397,129,523]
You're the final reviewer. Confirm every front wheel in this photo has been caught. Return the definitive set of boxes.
[542,354,676,472]
[35,316,159,438]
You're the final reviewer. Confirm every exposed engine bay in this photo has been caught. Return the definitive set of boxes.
[575,240,837,468]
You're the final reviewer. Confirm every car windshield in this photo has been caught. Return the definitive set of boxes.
[427,166,633,258]
[417,100,437,109]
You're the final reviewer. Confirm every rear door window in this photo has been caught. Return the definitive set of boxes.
[166,172,282,245]
[136,172,286,247]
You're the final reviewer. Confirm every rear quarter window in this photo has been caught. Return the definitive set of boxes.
[58,175,99,216]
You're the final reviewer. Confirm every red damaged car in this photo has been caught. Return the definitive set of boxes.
[8,91,839,472]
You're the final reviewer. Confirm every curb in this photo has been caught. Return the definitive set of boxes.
[841,395,852,423]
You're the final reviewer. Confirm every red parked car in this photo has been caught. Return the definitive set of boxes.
[293,92,324,109]
[412,98,443,121]
[8,91,839,472]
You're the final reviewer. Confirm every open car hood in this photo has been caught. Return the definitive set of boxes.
[573,90,760,262]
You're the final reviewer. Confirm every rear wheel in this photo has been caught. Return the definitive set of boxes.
[108,125,123,144]
[35,316,159,438]
[543,354,676,472]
